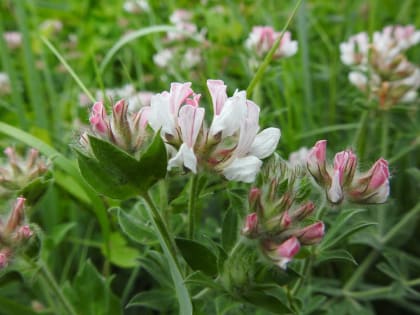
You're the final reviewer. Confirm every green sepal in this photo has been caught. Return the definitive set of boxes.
[75,133,167,199]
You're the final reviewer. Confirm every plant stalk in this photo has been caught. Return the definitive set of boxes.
[188,174,199,240]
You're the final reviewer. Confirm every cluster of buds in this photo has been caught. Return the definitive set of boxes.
[80,99,150,156]
[145,81,280,183]
[79,85,153,112]
[0,147,48,195]
[242,165,324,269]
[340,25,420,109]
[307,140,390,205]
[245,26,298,60]
[0,197,33,269]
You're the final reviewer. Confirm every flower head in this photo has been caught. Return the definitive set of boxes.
[306,140,390,205]
[81,99,150,155]
[246,26,298,59]
[145,80,280,183]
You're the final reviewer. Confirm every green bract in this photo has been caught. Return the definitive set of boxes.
[75,134,167,199]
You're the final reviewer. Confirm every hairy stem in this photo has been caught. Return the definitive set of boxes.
[188,174,199,240]
[38,261,78,315]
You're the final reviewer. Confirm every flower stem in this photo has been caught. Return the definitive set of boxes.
[380,111,390,157]
[353,110,369,158]
[142,191,193,314]
[187,174,199,240]
[246,0,303,98]
[38,261,78,315]
[142,192,179,265]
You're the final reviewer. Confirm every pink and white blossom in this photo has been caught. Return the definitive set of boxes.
[275,236,300,269]
[246,26,298,59]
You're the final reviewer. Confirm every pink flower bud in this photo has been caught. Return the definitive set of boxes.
[89,102,109,135]
[276,236,300,269]
[248,188,263,214]
[280,211,292,229]
[307,140,329,185]
[0,248,11,269]
[298,221,325,245]
[17,225,33,240]
[328,150,357,204]
[291,201,315,221]
[348,158,390,203]
[242,212,258,237]
[5,197,26,234]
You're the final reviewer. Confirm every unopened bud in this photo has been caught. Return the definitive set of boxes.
[16,225,33,240]
[291,201,315,221]
[297,221,325,245]
[89,102,109,135]
[0,248,11,268]
[275,236,300,269]
[248,188,263,215]
[348,158,390,204]
[327,150,357,204]
[307,140,330,185]
[242,212,258,237]
[5,197,26,234]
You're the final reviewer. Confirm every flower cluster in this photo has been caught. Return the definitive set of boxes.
[245,26,298,59]
[242,163,324,269]
[80,99,150,155]
[145,81,280,182]
[0,147,48,195]
[153,9,205,70]
[340,25,420,109]
[0,197,33,268]
[307,140,390,204]
[79,84,153,112]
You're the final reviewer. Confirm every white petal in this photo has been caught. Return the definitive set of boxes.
[178,105,205,147]
[327,172,344,204]
[209,90,247,137]
[148,93,176,135]
[167,143,197,173]
[222,156,262,183]
[250,127,281,159]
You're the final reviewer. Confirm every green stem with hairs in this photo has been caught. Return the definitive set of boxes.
[188,174,199,240]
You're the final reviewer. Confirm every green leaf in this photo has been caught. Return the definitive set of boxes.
[184,271,223,291]
[176,238,218,276]
[109,206,157,245]
[63,261,122,315]
[255,264,300,286]
[0,295,40,315]
[127,289,174,311]
[100,232,140,268]
[241,290,292,314]
[222,208,239,252]
[78,134,167,198]
[320,208,367,250]
[316,249,357,265]
[136,133,168,193]
[18,176,52,205]
[76,149,138,199]
[321,222,377,251]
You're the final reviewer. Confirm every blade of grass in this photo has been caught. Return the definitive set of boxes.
[41,36,95,103]
[99,25,201,73]
[246,0,303,97]
[0,12,28,129]
[14,0,48,130]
